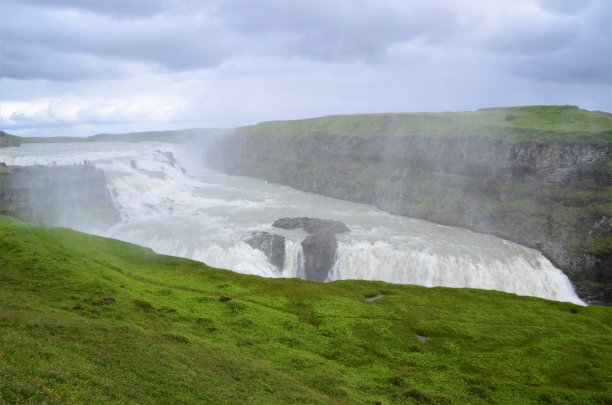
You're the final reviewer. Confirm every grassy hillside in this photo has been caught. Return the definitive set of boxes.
[0,131,21,148]
[1,215,611,404]
[237,105,612,144]
[11,106,612,146]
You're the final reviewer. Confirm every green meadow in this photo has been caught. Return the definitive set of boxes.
[238,105,612,144]
[0,215,611,404]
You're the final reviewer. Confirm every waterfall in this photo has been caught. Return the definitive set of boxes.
[0,141,585,305]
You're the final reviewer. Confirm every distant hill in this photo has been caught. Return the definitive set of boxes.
[16,128,228,144]
[10,105,612,145]
[0,131,21,148]
[237,105,612,144]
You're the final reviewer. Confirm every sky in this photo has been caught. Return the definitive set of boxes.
[1,0,610,137]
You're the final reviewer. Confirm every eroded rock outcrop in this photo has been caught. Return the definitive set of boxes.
[0,131,20,148]
[273,217,349,235]
[0,164,119,231]
[273,217,349,281]
[300,234,338,282]
[245,217,350,281]
[243,231,285,270]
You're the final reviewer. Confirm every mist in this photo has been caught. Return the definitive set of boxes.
[0,135,593,305]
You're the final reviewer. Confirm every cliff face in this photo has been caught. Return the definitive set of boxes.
[0,131,21,148]
[204,131,611,304]
[0,164,119,231]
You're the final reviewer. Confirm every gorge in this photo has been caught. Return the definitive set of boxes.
[0,106,610,304]
[201,106,611,304]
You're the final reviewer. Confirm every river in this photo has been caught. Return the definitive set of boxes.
[0,141,584,304]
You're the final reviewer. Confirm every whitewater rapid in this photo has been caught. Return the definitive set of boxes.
[0,141,584,304]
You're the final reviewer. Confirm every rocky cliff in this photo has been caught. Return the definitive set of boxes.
[0,131,21,148]
[202,106,612,304]
[0,164,119,231]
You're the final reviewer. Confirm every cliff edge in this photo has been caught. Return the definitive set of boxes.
[0,131,21,148]
[0,163,119,231]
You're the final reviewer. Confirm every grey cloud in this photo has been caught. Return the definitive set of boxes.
[479,23,577,56]
[8,0,172,18]
[215,0,459,62]
[1,2,230,79]
[2,42,130,81]
[503,46,611,84]
[1,0,463,81]
[477,0,610,84]
[1,0,609,131]
[537,0,591,15]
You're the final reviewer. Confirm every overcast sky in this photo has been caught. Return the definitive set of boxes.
[1,0,610,137]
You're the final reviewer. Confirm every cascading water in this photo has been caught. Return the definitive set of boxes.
[0,141,584,305]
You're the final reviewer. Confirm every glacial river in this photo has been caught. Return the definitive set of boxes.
[0,142,584,304]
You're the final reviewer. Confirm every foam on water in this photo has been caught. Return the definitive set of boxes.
[0,142,585,304]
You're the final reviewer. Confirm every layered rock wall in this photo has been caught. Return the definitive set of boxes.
[0,131,20,148]
[0,164,119,231]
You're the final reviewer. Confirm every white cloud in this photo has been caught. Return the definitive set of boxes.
[2,96,187,129]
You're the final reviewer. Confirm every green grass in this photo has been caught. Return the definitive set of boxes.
[12,105,612,145]
[236,105,612,144]
[1,215,611,404]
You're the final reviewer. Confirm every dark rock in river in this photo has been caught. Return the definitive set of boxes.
[246,217,349,280]
[271,217,349,281]
[301,234,338,282]
[273,217,349,235]
[244,231,285,270]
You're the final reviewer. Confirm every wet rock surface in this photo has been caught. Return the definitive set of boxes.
[300,234,338,282]
[273,217,349,282]
[243,231,286,270]
[246,217,350,281]
[0,131,20,148]
[273,217,349,235]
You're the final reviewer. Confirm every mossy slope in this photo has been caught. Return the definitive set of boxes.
[239,105,612,144]
[1,215,611,404]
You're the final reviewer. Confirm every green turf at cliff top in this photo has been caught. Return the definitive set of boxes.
[238,105,612,144]
[0,215,611,404]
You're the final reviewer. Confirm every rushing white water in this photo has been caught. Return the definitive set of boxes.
[0,141,584,304]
